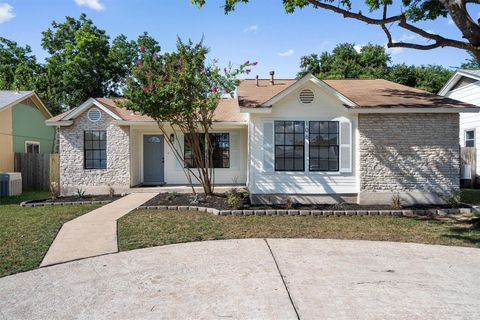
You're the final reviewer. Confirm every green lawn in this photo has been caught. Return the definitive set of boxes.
[461,189,480,205]
[0,192,98,278]
[118,210,480,251]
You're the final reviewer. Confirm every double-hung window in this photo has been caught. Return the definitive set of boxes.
[84,130,107,169]
[184,133,230,168]
[465,130,475,147]
[274,121,305,171]
[309,121,339,171]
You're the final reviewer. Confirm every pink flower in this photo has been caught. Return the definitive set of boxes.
[136,60,144,67]
[141,84,148,92]
[252,61,258,66]
[139,45,145,53]
[245,60,250,65]
[246,69,251,75]
[149,83,155,91]
[152,52,158,59]
[212,86,217,93]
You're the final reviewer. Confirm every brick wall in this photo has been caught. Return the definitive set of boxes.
[59,107,130,195]
[358,113,459,196]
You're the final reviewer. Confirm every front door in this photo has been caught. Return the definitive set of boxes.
[143,135,164,184]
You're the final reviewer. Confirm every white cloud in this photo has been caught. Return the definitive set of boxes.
[74,0,105,11]
[386,46,404,55]
[354,44,364,53]
[0,3,14,23]
[243,25,258,33]
[397,34,417,42]
[278,49,294,57]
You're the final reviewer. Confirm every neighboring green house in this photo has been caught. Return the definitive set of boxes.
[0,91,54,172]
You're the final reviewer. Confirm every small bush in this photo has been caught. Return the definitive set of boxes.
[49,181,60,200]
[284,196,294,210]
[391,192,402,209]
[166,191,177,202]
[226,189,241,209]
[190,194,203,205]
[108,184,115,198]
[446,191,463,207]
[76,188,86,199]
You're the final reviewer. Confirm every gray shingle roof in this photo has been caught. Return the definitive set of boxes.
[458,69,480,79]
[0,90,34,111]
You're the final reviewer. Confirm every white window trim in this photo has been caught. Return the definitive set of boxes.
[25,141,40,153]
[465,129,475,147]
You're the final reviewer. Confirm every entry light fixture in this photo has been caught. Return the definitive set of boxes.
[169,133,175,143]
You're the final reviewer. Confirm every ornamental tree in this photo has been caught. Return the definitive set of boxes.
[192,0,480,60]
[123,37,254,195]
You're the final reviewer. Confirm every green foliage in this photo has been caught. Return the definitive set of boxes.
[0,37,44,97]
[461,52,480,70]
[192,0,448,21]
[123,37,253,194]
[76,188,86,199]
[297,42,453,93]
[0,14,141,115]
[225,189,242,209]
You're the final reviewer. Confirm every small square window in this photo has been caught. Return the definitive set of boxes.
[465,130,475,147]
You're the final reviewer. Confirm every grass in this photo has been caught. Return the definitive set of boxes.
[461,189,480,205]
[118,210,480,251]
[0,192,99,278]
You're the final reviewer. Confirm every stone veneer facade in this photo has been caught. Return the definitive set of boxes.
[358,113,460,204]
[59,107,130,195]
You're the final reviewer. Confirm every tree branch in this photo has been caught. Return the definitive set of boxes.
[307,0,478,57]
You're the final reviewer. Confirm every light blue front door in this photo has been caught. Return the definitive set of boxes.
[143,135,164,184]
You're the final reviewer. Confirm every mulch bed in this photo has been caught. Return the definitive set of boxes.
[143,193,467,211]
[27,195,124,204]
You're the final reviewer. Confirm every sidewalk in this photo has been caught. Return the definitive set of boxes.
[40,193,157,267]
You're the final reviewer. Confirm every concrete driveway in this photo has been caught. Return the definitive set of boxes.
[1,239,479,320]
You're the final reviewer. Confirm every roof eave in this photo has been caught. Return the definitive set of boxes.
[349,107,480,114]
[438,70,480,96]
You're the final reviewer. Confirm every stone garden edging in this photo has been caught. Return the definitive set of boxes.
[21,200,113,207]
[136,205,475,217]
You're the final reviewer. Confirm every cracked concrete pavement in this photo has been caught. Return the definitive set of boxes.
[1,239,480,320]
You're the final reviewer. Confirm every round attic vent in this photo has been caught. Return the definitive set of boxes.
[87,108,102,122]
[299,89,314,104]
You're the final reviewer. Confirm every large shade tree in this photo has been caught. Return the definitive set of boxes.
[123,38,254,195]
[192,0,480,60]
[298,42,453,92]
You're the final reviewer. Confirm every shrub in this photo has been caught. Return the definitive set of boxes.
[391,192,402,209]
[284,196,294,210]
[226,189,241,208]
[50,181,60,199]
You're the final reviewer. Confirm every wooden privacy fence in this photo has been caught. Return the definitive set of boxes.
[14,153,60,191]
[460,147,476,187]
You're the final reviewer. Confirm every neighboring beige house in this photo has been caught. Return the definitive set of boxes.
[0,91,54,172]
[47,73,479,204]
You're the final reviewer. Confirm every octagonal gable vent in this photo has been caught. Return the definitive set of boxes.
[87,108,102,122]
[299,89,314,104]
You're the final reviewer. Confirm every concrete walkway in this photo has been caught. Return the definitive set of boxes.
[2,239,480,320]
[40,193,157,267]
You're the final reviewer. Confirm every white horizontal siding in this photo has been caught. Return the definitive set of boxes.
[131,125,248,186]
[446,81,480,175]
[249,82,358,195]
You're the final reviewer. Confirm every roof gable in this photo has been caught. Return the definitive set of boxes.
[62,98,123,121]
[0,91,52,118]
[438,69,480,96]
[260,74,357,108]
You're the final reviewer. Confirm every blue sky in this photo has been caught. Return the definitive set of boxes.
[0,0,474,78]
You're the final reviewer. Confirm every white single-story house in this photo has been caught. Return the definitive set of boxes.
[439,69,480,182]
[47,73,480,204]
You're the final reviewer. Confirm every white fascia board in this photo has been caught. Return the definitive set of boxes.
[239,108,272,114]
[438,70,480,96]
[45,120,73,126]
[63,98,122,121]
[348,107,480,114]
[113,120,248,127]
[260,74,357,108]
